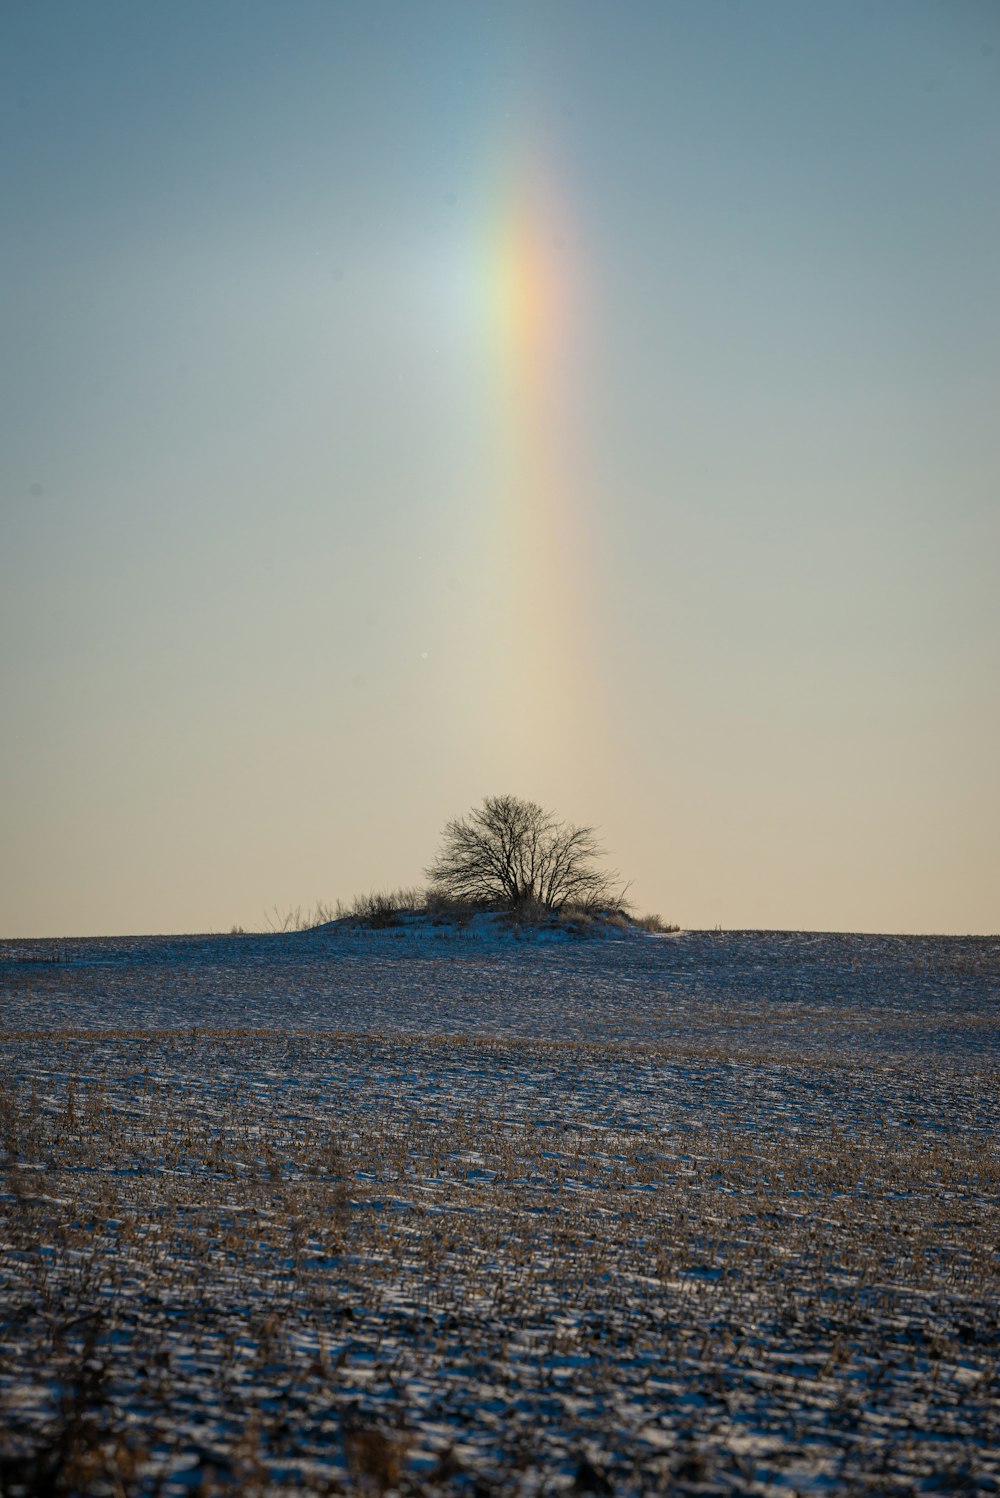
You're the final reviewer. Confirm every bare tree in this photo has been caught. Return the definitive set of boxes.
[425,794,626,913]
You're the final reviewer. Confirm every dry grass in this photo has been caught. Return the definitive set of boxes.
[336,888,428,928]
[262,902,341,933]
[255,892,678,938]
[633,913,681,935]
[1,1027,998,1495]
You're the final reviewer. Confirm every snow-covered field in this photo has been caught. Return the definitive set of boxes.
[1,928,998,1494]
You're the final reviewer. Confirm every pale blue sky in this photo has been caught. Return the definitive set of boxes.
[2,1,998,935]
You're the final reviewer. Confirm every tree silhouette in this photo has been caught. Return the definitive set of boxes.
[425,795,625,913]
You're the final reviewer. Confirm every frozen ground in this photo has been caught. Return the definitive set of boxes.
[1,929,998,1494]
[2,924,999,1062]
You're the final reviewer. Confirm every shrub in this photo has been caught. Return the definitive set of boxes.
[423,891,483,926]
[635,912,680,934]
[337,888,425,929]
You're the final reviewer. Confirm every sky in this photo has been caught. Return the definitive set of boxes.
[2,0,998,937]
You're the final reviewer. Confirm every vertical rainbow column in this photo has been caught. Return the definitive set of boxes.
[486,156,594,765]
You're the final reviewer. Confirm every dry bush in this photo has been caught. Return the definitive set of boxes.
[504,902,637,938]
[423,890,484,924]
[634,912,680,934]
[336,887,426,928]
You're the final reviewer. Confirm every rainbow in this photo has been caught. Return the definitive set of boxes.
[483,154,597,767]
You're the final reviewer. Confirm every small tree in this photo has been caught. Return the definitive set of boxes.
[425,794,626,914]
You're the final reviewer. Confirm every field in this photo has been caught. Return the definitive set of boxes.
[1,927,998,1495]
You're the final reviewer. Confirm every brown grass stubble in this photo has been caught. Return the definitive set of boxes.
[0,1031,998,1495]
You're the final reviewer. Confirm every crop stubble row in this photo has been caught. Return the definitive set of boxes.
[1,1026,998,1494]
